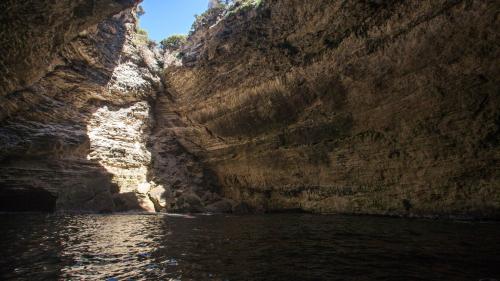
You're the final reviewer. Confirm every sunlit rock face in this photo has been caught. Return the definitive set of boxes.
[0,2,228,213]
[0,6,163,213]
[87,102,152,191]
[87,102,156,212]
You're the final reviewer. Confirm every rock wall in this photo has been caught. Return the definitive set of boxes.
[0,1,231,213]
[0,0,138,98]
[0,5,163,212]
[162,0,500,218]
[87,101,156,212]
[0,0,498,217]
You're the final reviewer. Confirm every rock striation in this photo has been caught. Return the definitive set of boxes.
[0,1,229,213]
[0,0,138,98]
[0,0,499,218]
[161,0,500,218]
[0,5,159,212]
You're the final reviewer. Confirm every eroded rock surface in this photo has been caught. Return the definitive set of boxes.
[0,0,138,97]
[87,101,156,212]
[0,0,498,217]
[161,0,500,218]
[0,6,162,212]
[0,3,229,213]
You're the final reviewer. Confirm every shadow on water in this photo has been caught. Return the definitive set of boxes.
[0,213,499,281]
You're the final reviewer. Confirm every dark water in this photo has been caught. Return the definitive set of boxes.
[0,213,499,281]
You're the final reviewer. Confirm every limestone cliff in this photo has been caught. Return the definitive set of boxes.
[0,0,499,218]
[0,0,138,98]
[0,2,222,213]
[0,6,153,212]
[161,0,500,218]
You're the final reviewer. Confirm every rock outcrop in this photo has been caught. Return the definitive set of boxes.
[0,0,498,218]
[0,0,138,98]
[161,0,500,218]
[0,5,160,212]
[0,1,229,213]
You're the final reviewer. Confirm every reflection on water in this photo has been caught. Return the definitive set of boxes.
[0,213,499,281]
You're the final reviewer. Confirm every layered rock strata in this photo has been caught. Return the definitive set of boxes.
[0,2,231,213]
[0,8,158,212]
[162,0,500,218]
[0,0,138,98]
[0,0,498,218]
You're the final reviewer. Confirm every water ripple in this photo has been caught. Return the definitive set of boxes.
[0,213,499,280]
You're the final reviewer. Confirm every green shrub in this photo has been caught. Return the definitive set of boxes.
[136,5,145,17]
[137,28,148,36]
[160,34,188,50]
[226,0,264,16]
[190,0,265,34]
[147,40,158,48]
[133,27,150,46]
[189,5,227,35]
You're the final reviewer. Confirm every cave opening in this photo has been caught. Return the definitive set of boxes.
[0,188,57,213]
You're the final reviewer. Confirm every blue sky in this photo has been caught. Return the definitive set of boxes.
[138,0,209,42]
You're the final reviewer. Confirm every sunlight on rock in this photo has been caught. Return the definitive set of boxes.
[86,101,161,212]
[109,62,154,95]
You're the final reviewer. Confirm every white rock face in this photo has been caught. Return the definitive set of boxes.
[87,101,157,210]
[109,62,150,92]
[162,51,183,68]
[81,14,169,212]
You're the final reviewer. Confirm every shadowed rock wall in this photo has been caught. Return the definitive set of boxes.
[0,0,138,97]
[162,0,500,218]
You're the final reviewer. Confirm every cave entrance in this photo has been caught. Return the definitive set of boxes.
[0,188,57,213]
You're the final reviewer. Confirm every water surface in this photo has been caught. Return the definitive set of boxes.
[1,213,499,280]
